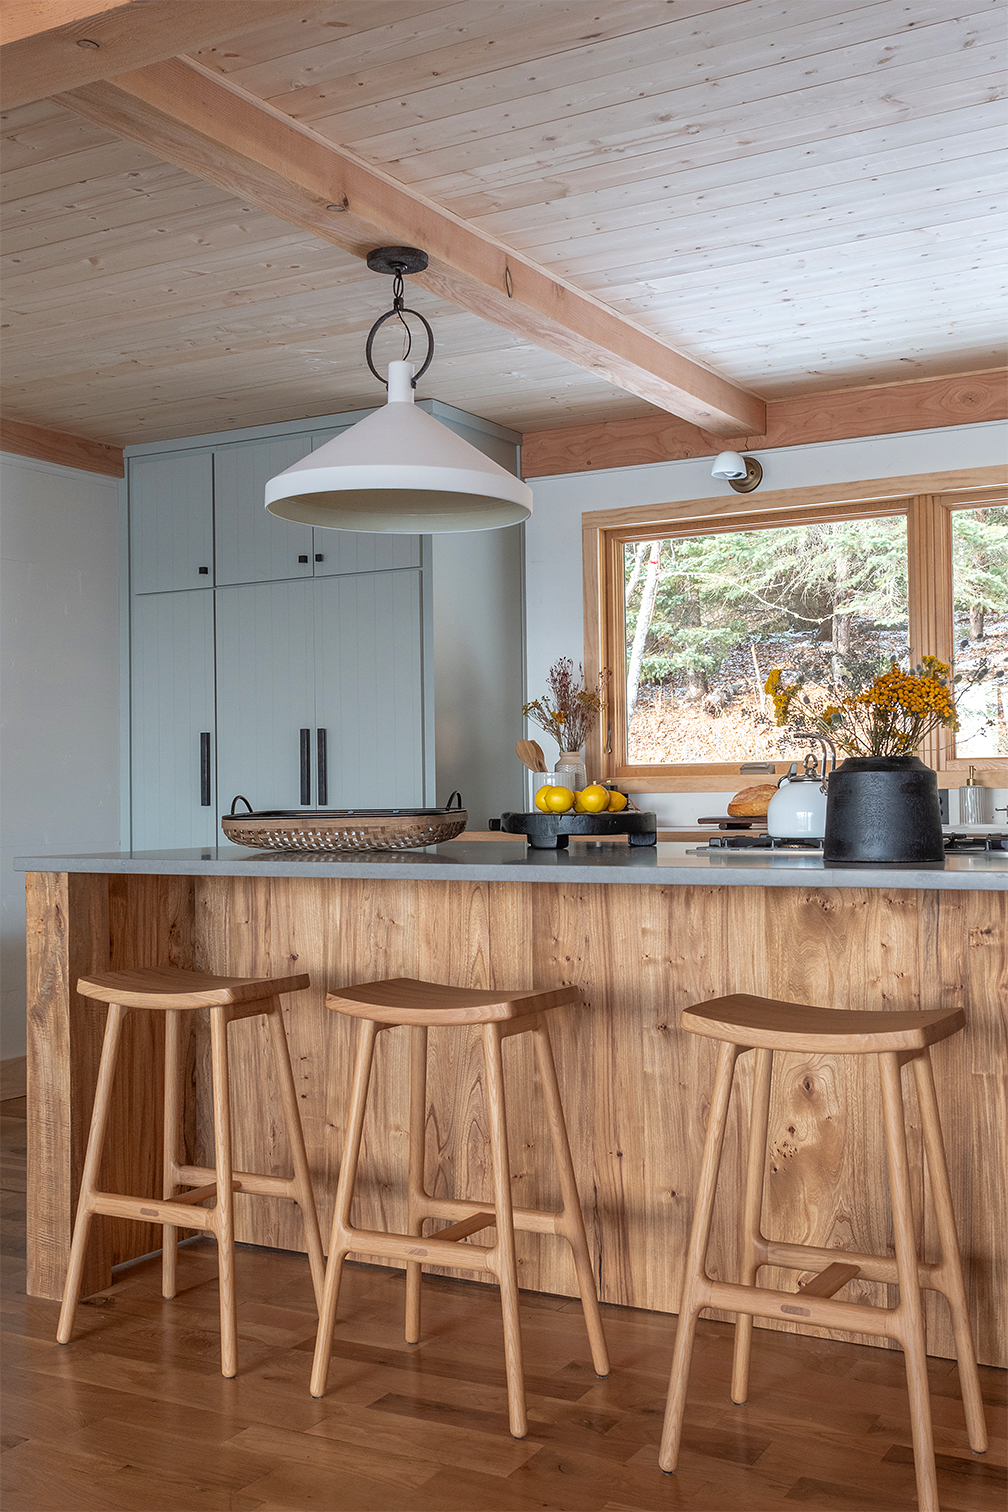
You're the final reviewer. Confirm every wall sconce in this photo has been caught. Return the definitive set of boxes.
[711,451,763,493]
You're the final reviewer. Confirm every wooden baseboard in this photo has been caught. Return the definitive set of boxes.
[1,1056,27,1100]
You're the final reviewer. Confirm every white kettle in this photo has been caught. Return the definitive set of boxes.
[766,740,835,840]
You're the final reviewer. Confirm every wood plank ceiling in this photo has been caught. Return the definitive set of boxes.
[2,0,1005,447]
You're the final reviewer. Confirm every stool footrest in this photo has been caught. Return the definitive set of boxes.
[90,1192,216,1230]
[176,1164,299,1201]
[701,1277,903,1342]
[798,1262,861,1298]
[341,1225,494,1272]
[416,1193,563,1236]
[433,1211,496,1243]
[762,1237,939,1291]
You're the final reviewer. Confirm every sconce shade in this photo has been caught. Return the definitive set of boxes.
[711,451,748,479]
[265,361,533,534]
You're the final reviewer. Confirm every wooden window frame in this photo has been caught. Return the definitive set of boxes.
[582,467,1008,792]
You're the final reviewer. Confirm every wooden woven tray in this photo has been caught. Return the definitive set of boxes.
[222,794,467,852]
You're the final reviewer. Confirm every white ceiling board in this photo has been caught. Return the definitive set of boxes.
[2,1,1005,444]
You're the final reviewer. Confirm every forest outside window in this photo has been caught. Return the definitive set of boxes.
[588,481,1007,789]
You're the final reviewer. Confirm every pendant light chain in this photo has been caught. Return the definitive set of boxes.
[365,264,435,389]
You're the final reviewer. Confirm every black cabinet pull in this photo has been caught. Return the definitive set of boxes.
[317,728,328,805]
[315,553,324,562]
[198,565,209,575]
[300,728,311,805]
[298,554,309,563]
[199,732,211,806]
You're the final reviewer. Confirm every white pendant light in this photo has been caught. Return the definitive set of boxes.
[265,247,533,534]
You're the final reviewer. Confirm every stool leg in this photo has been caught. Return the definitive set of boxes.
[912,1052,988,1454]
[405,1024,429,1345]
[57,1003,126,1343]
[483,1021,527,1439]
[532,1020,609,1376]
[879,1052,939,1512]
[659,1040,739,1473]
[265,999,326,1311]
[311,1017,378,1399]
[731,1046,773,1404]
[162,1008,182,1301]
[209,1006,238,1378]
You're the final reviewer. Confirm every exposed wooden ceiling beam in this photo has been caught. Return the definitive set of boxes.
[0,1,316,110]
[0,416,124,477]
[521,370,1008,479]
[57,56,764,437]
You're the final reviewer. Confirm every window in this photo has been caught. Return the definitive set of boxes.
[583,475,1007,790]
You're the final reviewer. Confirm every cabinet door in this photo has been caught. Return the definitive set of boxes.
[215,580,316,812]
[314,569,425,808]
[131,590,216,849]
[309,430,421,576]
[214,436,314,586]
[130,451,213,593]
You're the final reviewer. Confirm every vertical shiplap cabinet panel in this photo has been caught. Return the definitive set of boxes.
[214,437,313,586]
[130,451,213,593]
[131,590,216,849]
[315,570,424,808]
[215,580,315,811]
[310,430,420,576]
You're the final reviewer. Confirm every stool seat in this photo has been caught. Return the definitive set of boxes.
[327,976,583,1025]
[683,994,965,1054]
[77,967,311,1010]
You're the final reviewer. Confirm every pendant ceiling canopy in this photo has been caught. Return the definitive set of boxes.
[265,248,533,535]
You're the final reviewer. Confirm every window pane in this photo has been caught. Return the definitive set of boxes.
[624,517,908,764]
[952,505,1008,759]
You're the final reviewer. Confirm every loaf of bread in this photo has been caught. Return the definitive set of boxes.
[727,783,778,817]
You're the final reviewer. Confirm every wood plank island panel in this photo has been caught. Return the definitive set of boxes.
[24,872,1006,1368]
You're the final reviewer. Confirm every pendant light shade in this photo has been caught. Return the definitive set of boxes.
[266,361,532,533]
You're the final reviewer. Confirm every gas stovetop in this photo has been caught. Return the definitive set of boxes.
[702,832,1008,853]
[942,832,1008,852]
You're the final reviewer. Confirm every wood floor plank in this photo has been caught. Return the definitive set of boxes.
[1,1093,1004,1512]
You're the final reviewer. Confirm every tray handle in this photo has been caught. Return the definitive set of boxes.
[443,790,463,812]
[229,794,255,816]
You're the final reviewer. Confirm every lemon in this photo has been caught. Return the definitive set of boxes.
[533,784,554,813]
[606,790,628,812]
[543,785,575,814]
[579,783,610,814]
[572,791,587,813]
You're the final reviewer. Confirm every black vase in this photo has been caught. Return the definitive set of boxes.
[823,756,944,864]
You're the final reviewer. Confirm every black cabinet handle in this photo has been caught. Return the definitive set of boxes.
[298,554,309,563]
[200,732,211,806]
[300,728,311,805]
[317,728,328,805]
[315,553,324,562]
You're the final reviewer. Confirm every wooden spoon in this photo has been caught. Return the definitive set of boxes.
[516,739,548,773]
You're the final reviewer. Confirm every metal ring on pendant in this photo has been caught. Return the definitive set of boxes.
[364,306,435,388]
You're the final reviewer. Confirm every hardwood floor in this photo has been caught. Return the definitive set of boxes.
[1,1091,1003,1512]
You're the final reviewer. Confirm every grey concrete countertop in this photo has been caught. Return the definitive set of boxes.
[14,840,1008,891]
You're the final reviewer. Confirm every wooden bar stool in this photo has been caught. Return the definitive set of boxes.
[659,994,988,1512]
[310,978,610,1437]
[57,967,326,1377]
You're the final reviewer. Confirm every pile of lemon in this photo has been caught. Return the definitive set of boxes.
[534,782,628,815]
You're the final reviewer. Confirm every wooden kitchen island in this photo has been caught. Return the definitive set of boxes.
[19,842,1007,1368]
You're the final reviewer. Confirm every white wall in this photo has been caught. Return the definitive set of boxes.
[526,420,1008,824]
[0,454,121,1059]
[433,523,525,826]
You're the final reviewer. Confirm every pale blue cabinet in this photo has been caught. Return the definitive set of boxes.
[215,570,424,813]
[129,451,213,593]
[130,589,216,849]
[314,569,424,808]
[214,436,313,586]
